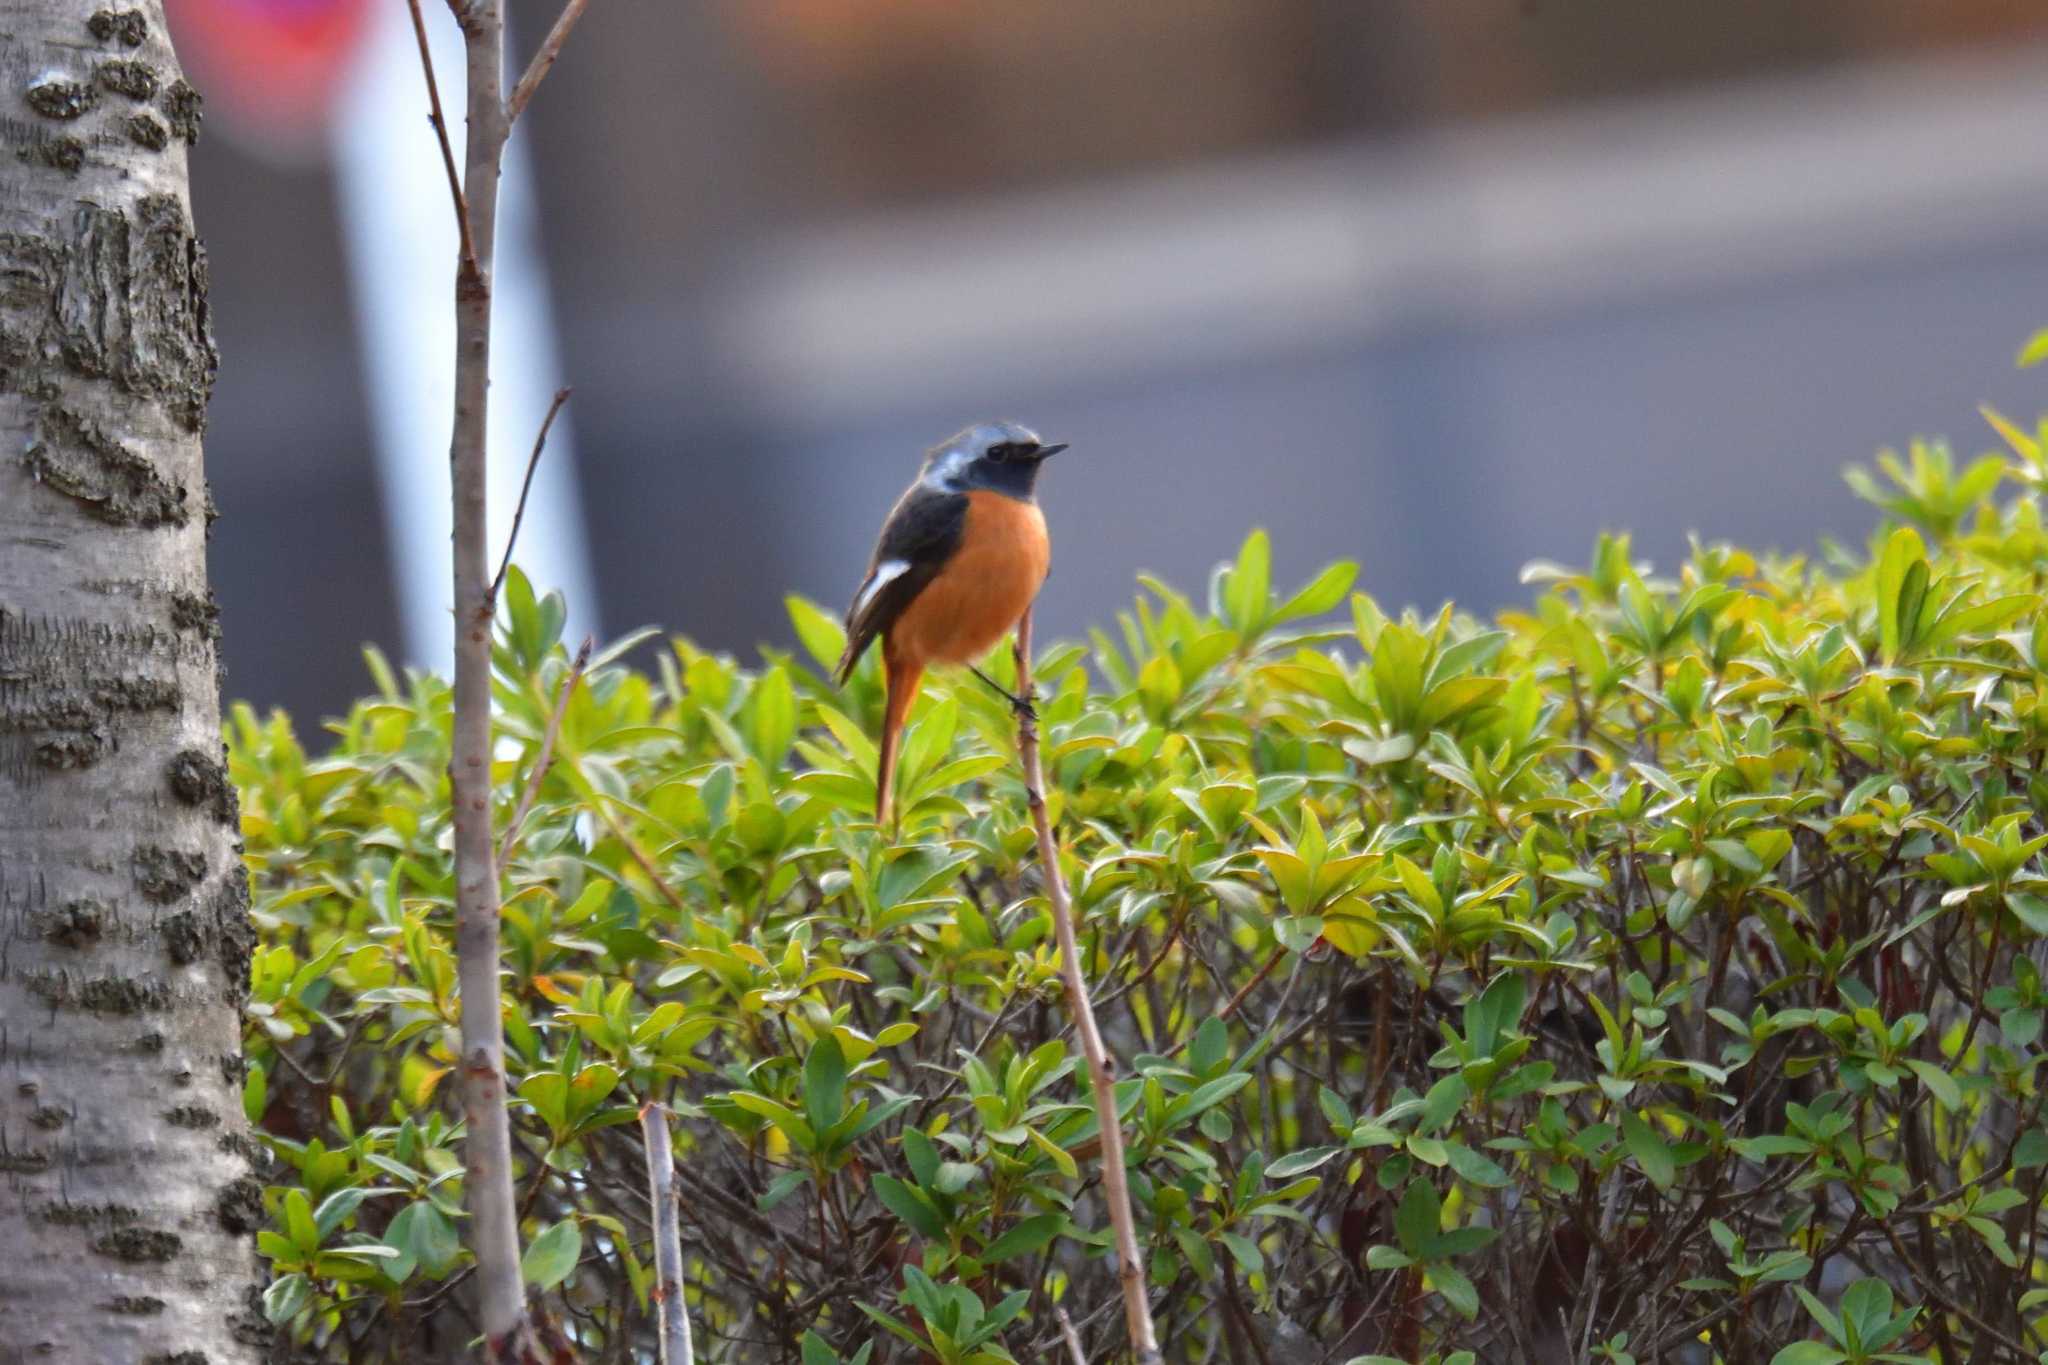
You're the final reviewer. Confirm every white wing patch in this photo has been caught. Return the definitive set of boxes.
[854,559,911,618]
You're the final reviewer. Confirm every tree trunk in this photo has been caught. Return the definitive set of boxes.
[0,4,264,1360]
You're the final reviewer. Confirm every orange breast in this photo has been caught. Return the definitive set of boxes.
[888,490,1050,667]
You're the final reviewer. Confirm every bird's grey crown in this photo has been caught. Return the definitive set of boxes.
[922,420,1044,491]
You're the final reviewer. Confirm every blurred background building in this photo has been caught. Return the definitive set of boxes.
[170,0,2048,724]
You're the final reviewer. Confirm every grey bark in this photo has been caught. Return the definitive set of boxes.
[638,1104,693,1365]
[0,4,263,1361]
[441,0,534,1350]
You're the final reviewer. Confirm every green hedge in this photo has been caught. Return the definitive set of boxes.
[234,408,2048,1363]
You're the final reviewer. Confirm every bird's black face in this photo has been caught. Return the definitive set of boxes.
[982,438,1068,465]
[968,438,1064,498]
[926,423,1068,499]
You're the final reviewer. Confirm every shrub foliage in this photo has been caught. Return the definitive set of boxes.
[235,415,2048,1363]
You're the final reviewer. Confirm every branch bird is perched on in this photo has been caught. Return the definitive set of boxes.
[834,421,1065,825]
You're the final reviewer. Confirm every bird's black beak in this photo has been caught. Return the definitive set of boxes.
[1032,442,1068,460]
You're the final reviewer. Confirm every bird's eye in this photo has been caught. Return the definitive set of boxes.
[988,443,1011,461]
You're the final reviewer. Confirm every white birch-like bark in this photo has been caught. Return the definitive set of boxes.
[0,3,264,1359]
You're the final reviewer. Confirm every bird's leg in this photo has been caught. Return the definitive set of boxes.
[969,665,1036,721]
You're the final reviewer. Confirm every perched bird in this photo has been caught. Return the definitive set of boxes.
[834,421,1065,825]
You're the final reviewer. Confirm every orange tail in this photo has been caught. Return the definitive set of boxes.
[876,651,923,828]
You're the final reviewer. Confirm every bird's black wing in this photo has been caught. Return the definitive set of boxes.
[833,481,969,685]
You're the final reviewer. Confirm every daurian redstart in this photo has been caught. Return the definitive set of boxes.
[833,421,1064,825]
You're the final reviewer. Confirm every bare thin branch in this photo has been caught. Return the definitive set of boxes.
[404,0,477,278]
[640,1103,695,1365]
[508,0,593,124]
[1054,1306,1088,1365]
[1215,943,1285,1021]
[438,0,535,1351]
[496,634,592,873]
[491,387,573,604]
[1013,610,1162,1365]
[594,799,691,915]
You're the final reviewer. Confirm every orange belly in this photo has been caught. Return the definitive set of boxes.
[888,489,1049,667]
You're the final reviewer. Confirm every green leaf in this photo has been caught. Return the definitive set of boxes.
[872,1174,945,1240]
[1769,1345,1849,1365]
[1620,1110,1675,1189]
[745,665,798,769]
[1266,1146,1343,1179]
[758,1170,807,1211]
[2019,327,2048,368]
[2006,891,2048,934]
[1903,1059,1961,1111]
[1442,1142,1509,1188]
[389,1201,459,1278]
[1467,970,1526,1054]
[787,595,848,673]
[1394,1178,1441,1256]
[1026,1126,1079,1179]
[1731,1134,1811,1161]
[1431,1263,1479,1320]
[1427,1224,1498,1259]
[1224,529,1272,633]
[980,1214,1062,1263]
[521,1219,582,1290]
[263,1272,311,1324]
[804,1035,849,1138]
[313,1187,371,1239]
[1418,1074,1469,1134]
[242,1060,267,1127]
[1218,1230,1263,1276]
[1189,1016,1229,1075]
[1173,1072,1253,1124]
[285,1188,319,1254]
[1876,527,1928,662]
[901,1128,940,1189]
[1274,560,1358,624]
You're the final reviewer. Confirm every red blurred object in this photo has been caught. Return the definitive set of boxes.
[166,0,374,154]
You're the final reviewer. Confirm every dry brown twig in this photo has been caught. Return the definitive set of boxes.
[403,0,474,277]
[508,0,594,124]
[1012,609,1163,1364]
[492,386,574,603]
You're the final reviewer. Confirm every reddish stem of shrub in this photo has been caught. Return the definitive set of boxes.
[1012,610,1163,1365]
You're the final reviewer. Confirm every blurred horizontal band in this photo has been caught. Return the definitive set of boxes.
[721,45,2048,427]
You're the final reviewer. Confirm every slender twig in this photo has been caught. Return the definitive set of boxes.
[1054,1306,1088,1365]
[1013,610,1163,1365]
[508,0,594,124]
[1216,944,1286,1021]
[492,387,573,604]
[589,794,692,914]
[641,1104,695,1365]
[430,0,565,1354]
[497,635,592,872]
[403,0,476,279]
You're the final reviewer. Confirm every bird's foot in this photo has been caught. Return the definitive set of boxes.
[970,665,1036,721]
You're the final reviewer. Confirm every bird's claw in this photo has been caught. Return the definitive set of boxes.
[970,666,1036,722]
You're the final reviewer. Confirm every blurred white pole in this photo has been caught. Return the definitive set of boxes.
[330,0,597,673]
